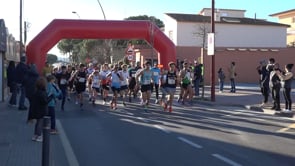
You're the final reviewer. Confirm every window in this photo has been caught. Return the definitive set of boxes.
[168,30,173,41]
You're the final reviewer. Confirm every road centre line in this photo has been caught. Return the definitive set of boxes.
[153,125,171,134]
[177,136,203,149]
[277,123,295,133]
[212,154,242,166]
[56,120,80,166]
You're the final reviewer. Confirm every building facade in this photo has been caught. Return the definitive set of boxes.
[270,9,295,47]
[161,8,292,84]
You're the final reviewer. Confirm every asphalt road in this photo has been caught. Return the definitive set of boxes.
[55,96,295,166]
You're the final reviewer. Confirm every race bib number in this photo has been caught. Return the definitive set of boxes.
[46,73,51,77]
[168,78,175,84]
[93,79,99,84]
[127,54,133,61]
[79,78,85,83]
[60,79,67,85]
[143,80,150,85]
[131,74,135,77]
[153,72,159,76]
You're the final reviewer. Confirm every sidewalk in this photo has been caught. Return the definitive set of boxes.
[196,82,295,119]
[0,102,68,166]
[0,82,294,166]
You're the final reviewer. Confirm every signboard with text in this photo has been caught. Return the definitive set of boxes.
[207,33,215,56]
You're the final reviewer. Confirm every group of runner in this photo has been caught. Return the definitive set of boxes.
[50,59,198,112]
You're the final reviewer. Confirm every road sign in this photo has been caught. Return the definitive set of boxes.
[207,33,215,56]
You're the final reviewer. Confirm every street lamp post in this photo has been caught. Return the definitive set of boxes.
[97,0,106,20]
[72,11,80,19]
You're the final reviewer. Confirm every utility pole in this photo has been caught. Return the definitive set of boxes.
[20,0,23,57]
[211,0,216,101]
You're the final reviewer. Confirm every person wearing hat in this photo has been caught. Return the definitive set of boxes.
[15,55,29,110]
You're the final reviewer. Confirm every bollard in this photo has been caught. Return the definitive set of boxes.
[42,116,50,166]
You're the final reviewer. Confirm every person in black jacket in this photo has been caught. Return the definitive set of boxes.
[55,65,70,111]
[25,64,40,123]
[30,77,53,142]
[256,60,270,107]
[7,61,17,106]
[15,56,29,110]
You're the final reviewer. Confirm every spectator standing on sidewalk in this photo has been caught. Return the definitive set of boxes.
[228,61,236,93]
[277,63,294,113]
[217,68,225,93]
[30,77,53,142]
[193,60,202,97]
[256,60,270,107]
[7,61,17,107]
[269,63,281,111]
[15,56,29,110]
[25,64,40,123]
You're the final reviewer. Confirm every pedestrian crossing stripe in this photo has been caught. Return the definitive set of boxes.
[276,123,295,133]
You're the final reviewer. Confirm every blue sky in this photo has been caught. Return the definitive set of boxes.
[0,0,293,55]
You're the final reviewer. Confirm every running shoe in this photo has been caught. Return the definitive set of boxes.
[169,107,172,113]
[163,103,168,111]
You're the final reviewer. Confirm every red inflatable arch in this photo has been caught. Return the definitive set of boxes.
[26,19,176,72]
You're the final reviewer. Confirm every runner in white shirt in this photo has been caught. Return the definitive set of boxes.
[89,70,101,105]
[120,64,130,106]
[99,64,111,105]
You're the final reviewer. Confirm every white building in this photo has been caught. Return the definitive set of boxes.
[164,8,289,48]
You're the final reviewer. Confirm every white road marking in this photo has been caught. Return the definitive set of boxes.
[277,123,295,133]
[212,154,242,166]
[253,118,266,121]
[177,137,203,149]
[136,117,149,123]
[56,120,80,166]
[153,125,171,134]
[119,110,134,116]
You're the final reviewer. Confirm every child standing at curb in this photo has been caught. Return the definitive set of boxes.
[30,77,53,142]
[47,75,62,134]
